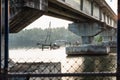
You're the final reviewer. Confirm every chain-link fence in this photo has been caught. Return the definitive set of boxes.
[6,48,117,80]
[1,0,119,80]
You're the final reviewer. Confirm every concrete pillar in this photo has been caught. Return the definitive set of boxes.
[100,28,117,53]
[112,30,117,41]
[81,36,94,44]
[69,22,103,44]
[112,35,117,41]
[102,36,112,42]
[100,28,116,42]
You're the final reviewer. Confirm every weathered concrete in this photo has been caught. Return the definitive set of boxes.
[81,36,94,44]
[9,0,117,33]
[100,28,117,42]
[68,22,117,54]
[9,0,47,33]
[99,28,117,53]
[48,0,117,28]
[66,44,110,55]
[69,22,103,36]
[101,41,117,53]
[69,22,104,44]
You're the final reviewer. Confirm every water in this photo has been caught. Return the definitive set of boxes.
[9,47,83,73]
[10,47,67,62]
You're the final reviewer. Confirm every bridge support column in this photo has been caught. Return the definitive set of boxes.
[100,28,116,42]
[81,36,94,44]
[66,22,110,55]
[112,29,117,41]
[102,36,112,42]
[68,22,103,44]
[100,28,117,53]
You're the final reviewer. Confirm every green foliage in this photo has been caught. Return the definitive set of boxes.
[94,35,103,44]
[9,27,80,49]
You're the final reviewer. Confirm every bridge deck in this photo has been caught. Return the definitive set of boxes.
[9,0,117,33]
[47,0,117,28]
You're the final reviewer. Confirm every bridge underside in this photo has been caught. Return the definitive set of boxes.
[9,0,47,33]
[46,0,92,22]
[10,7,44,33]
[9,0,116,33]
[9,0,96,33]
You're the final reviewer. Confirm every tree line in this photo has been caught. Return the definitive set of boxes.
[9,27,81,49]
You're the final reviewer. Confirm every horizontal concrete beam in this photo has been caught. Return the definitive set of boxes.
[49,0,117,28]
[66,44,110,55]
[68,22,103,36]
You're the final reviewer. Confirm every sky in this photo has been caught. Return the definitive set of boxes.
[105,0,117,14]
[25,15,72,30]
[25,0,117,30]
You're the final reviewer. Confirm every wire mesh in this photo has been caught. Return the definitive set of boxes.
[3,0,118,80]
[7,47,117,80]
[8,76,116,80]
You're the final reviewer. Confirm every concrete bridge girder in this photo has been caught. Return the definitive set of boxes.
[8,0,117,33]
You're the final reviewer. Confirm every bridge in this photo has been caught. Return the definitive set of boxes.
[9,0,117,40]
[9,0,117,29]
[0,0,119,79]
[2,0,117,55]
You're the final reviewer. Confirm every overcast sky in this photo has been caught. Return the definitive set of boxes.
[105,0,117,14]
[25,0,117,30]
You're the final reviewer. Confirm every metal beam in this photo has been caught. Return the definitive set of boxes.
[4,0,9,74]
[6,72,117,77]
[0,0,1,75]
[117,0,120,79]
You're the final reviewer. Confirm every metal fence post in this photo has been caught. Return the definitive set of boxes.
[4,0,9,80]
[117,0,120,80]
[0,0,2,77]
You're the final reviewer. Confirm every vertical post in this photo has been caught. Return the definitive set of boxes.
[117,0,120,79]
[4,0,9,80]
[0,0,1,76]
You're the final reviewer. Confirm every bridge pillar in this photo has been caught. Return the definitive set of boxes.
[112,29,117,41]
[66,22,111,55]
[102,36,112,42]
[100,28,117,42]
[68,22,103,44]
[99,28,117,53]
[81,36,94,44]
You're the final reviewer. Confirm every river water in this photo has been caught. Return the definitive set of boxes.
[9,47,83,73]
